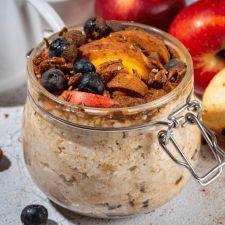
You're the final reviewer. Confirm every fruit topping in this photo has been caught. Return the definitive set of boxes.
[79,38,152,80]
[20,204,48,225]
[84,17,110,39]
[61,90,119,108]
[78,72,105,95]
[165,59,187,83]
[32,17,187,108]
[73,59,95,74]
[109,29,170,63]
[164,58,186,69]
[41,68,66,94]
[48,38,69,57]
[107,73,149,96]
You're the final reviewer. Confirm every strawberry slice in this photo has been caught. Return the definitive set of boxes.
[60,90,119,108]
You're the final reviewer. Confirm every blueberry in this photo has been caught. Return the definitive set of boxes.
[84,17,110,39]
[21,204,48,225]
[164,58,186,69]
[73,59,95,74]
[49,38,68,57]
[41,69,66,94]
[78,72,105,95]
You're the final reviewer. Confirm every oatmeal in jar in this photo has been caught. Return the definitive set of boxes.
[23,17,201,218]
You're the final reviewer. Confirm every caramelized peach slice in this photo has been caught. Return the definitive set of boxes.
[107,73,149,96]
[110,29,170,63]
[79,39,153,80]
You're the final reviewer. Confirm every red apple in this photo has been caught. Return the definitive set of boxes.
[95,0,186,31]
[61,90,119,108]
[169,0,225,95]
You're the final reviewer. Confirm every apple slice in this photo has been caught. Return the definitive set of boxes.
[79,38,152,80]
[61,90,119,108]
[202,68,225,132]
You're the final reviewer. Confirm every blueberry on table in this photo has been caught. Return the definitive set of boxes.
[84,17,110,39]
[20,204,48,225]
[78,72,105,95]
[164,58,186,69]
[48,38,68,57]
[73,59,95,73]
[41,69,66,94]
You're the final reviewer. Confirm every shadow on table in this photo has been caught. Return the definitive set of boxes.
[0,83,27,107]
[47,219,59,225]
[0,155,11,172]
[50,201,132,224]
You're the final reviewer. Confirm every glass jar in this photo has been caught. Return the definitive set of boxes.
[23,22,201,218]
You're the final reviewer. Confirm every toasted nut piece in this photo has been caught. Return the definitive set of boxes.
[33,49,49,65]
[63,30,86,46]
[68,73,81,87]
[107,73,149,96]
[96,59,124,82]
[148,69,168,88]
[109,29,170,63]
[62,44,77,63]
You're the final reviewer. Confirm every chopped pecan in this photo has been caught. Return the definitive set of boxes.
[167,66,187,83]
[63,30,86,46]
[164,82,178,92]
[62,44,77,63]
[96,60,124,83]
[148,69,168,88]
[68,73,81,87]
[34,56,73,76]
[33,49,49,65]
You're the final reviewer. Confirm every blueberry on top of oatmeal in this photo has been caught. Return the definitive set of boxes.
[48,38,69,57]
[73,59,95,74]
[164,58,186,69]
[84,17,111,39]
[78,72,105,95]
[41,68,66,94]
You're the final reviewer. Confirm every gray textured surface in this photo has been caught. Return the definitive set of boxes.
[1,104,225,225]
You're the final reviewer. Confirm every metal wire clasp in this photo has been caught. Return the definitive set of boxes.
[158,100,225,186]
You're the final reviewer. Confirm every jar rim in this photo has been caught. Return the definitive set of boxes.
[27,21,193,115]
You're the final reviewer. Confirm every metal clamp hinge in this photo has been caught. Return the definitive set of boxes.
[158,100,225,186]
